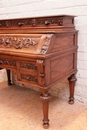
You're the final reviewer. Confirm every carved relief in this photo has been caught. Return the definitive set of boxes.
[20,62,37,70]
[44,19,57,25]
[0,17,63,28]
[31,19,37,27]
[0,36,38,49]
[36,60,45,86]
[40,34,53,54]
[21,74,37,82]
[40,45,48,54]
[0,60,16,66]
[0,20,31,28]
[57,17,63,26]
[5,21,11,28]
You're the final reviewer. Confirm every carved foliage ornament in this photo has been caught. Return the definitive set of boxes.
[57,17,63,26]
[0,36,38,49]
[20,62,37,70]
[0,60,16,66]
[40,34,53,54]
[21,74,37,83]
[0,17,63,28]
[36,60,45,86]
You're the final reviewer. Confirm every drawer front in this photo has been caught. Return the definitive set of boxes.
[0,58,16,69]
[17,60,38,84]
[17,60,45,87]
[20,61,37,70]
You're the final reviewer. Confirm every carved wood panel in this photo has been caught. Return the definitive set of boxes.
[0,36,39,49]
[0,59,16,66]
[21,74,37,83]
[20,62,37,70]
[40,34,53,54]
[0,17,63,28]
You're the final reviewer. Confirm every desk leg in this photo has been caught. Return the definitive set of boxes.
[6,69,12,86]
[40,90,50,129]
[68,74,77,104]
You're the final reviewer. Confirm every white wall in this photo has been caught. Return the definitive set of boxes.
[0,69,7,82]
[0,0,87,104]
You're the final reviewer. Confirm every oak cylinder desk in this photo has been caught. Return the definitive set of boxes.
[0,15,78,128]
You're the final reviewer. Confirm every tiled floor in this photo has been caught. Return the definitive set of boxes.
[0,82,87,130]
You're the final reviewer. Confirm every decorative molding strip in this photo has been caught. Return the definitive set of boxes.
[21,74,37,82]
[0,36,38,49]
[0,17,63,28]
[20,62,37,70]
[0,60,16,66]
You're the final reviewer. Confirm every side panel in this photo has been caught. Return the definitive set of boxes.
[45,51,77,86]
[47,32,78,54]
[50,52,76,83]
[45,32,78,86]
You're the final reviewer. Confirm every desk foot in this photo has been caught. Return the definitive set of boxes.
[43,119,49,129]
[68,74,77,105]
[68,97,74,104]
[8,82,12,86]
[6,69,12,86]
[40,90,50,129]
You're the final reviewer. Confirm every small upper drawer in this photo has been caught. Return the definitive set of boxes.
[0,59,16,69]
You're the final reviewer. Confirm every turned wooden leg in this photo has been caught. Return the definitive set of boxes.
[68,74,77,104]
[6,69,12,86]
[40,90,50,129]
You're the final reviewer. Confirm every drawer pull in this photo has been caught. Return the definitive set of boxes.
[18,22,24,26]
[45,20,51,25]
[39,73,45,77]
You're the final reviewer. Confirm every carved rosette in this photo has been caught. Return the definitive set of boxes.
[40,34,53,54]
[31,19,37,27]
[21,74,37,83]
[20,62,37,70]
[0,60,16,66]
[0,36,38,49]
[57,17,63,26]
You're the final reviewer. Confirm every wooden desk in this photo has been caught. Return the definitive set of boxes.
[0,15,78,128]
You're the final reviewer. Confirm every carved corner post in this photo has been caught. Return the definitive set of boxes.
[6,69,12,85]
[68,74,77,104]
[36,60,50,129]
